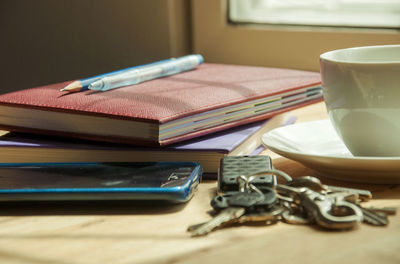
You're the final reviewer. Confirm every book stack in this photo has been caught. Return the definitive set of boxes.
[0,63,322,175]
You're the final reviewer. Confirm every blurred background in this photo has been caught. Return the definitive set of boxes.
[0,0,399,94]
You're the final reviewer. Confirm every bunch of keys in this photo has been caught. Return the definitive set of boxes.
[187,156,397,237]
[281,176,397,228]
[188,175,285,237]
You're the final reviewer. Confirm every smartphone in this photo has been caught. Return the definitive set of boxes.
[218,155,275,193]
[0,162,202,203]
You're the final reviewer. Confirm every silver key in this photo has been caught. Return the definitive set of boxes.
[276,184,363,229]
[237,204,284,224]
[286,176,325,192]
[281,210,311,225]
[189,207,246,237]
[324,185,372,202]
[287,176,372,201]
[360,206,389,226]
[365,206,397,216]
[288,178,390,226]
[187,222,207,232]
[280,201,311,225]
[359,206,397,226]
[189,187,275,236]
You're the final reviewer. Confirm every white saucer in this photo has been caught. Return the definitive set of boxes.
[262,119,400,183]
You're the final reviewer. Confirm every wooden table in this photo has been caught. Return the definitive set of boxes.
[0,102,399,264]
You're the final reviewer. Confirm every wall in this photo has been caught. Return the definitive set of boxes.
[0,0,190,93]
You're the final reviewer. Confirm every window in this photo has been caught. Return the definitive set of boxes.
[229,0,400,29]
[191,0,400,72]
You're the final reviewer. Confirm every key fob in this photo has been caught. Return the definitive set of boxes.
[218,155,275,194]
[210,194,231,211]
[254,186,277,209]
[211,191,271,211]
[211,187,277,213]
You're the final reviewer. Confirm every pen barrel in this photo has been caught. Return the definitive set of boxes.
[159,56,202,77]
[89,54,203,91]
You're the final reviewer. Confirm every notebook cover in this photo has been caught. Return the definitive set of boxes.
[0,120,273,175]
[0,120,266,153]
[0,63,321,145]
[0,63,320,122]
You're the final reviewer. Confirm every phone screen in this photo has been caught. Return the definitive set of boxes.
[0,162,197,190]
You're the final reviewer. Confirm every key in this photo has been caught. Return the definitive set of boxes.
[237,204,284,224]
[190,185,281,236]
[187,222,207,232]
[276,184,363,229]
[189,191,264,236]
[365,206,397,216]
[358,205,397,226]
[250,186,278,211]
[324,185,372,202]
[189,207,246,236]
[286,177,358,204]
[274,185,314,225]
[223,191,264,207]
[236,187,281,223]
[210,194,231,211]
[280,201,311,225]
[187,208,283,231]
[211,186,277,212]
[281,210,311,225]
[286,176,372,202]
[187,191,284,232]
[286,176,326,192]
[360,206,388,226]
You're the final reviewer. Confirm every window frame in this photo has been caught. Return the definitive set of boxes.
[191,0,400,72]
[229,0,400,29]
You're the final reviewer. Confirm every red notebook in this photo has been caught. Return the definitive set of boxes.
[0,63,322,146]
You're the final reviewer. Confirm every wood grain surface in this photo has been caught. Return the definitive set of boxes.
[0,102,399,264]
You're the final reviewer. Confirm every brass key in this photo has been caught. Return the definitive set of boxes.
[189,189,265,236]
[189,206,246,237]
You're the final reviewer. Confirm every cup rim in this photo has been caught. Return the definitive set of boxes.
[320,45,400,65]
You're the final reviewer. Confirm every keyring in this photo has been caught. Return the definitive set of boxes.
[247,169,293,184]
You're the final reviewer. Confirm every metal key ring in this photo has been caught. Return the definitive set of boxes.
[236,175,265,204]
[236,169,292,194]
[247,169,293,184]
[237,175,264,194]
[237,168,292,194]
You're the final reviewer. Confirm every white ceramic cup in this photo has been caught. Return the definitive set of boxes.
[320,45,400,157]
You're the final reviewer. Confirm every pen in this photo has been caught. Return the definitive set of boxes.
[60,58,175,92]
[88,54,203,92]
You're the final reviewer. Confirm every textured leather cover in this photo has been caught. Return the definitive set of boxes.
[0,63,321,145]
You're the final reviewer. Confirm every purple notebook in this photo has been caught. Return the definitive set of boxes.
[0,116,295,175]
[1,121,264,151]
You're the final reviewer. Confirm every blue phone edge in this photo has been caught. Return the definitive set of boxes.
[0,162,203,203]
